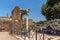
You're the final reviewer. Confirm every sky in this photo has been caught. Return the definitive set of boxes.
[0,0,46,22]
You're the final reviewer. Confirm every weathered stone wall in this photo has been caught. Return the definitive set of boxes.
[0,21,9,31]
[10,6,22,34]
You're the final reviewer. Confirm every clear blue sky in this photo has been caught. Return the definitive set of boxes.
[0,0,46,22]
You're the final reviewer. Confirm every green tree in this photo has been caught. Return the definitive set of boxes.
[42,0,60,20]
[36,21,44,24]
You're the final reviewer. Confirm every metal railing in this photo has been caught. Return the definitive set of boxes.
[14,27,44,40]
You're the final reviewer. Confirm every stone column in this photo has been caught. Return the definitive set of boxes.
[26,14,28,31]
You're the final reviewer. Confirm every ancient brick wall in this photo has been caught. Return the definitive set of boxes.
[10,6,22,35]
[0,21,9,31]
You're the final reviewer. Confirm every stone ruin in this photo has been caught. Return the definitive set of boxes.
[9,6,29,35]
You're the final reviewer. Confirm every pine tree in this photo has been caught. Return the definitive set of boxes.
[42,0,60,20]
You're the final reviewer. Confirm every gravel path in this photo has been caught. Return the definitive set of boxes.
[0,32,19,40]
[0,31,60,40]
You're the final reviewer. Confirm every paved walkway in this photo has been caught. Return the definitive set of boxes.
[0,32,19,40]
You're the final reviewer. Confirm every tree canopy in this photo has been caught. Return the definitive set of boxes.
[42,0,60,20]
